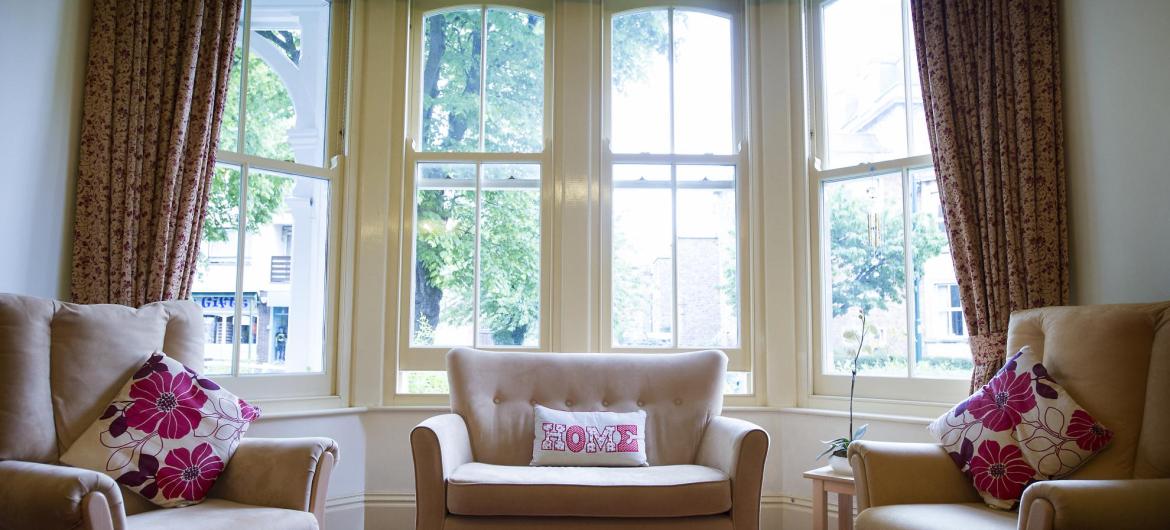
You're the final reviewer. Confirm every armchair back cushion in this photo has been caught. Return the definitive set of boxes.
[1004,301,1170,480]
[447,348,727,466]
[0,294,205,464]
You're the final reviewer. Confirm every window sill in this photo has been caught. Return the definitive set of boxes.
[801,393,952,422]
[249,395,349,417]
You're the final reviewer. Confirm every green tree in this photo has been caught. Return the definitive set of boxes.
[205,33,299,244]
[826,187,946,318]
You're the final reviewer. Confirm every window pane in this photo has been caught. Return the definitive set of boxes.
[908,48,930,157]
[219,25,244,153]
[677,187,738,347]
[673,11,733,155]
[412,163,476,346]
[485,9,544,153]
[823,172,907,376]
[483,163,539,181]
[908,168,971,378]
[421,9,482,152]
[192,165,242,376]
[611,10,670,154]
[245,0,331,165]
[479,185,540,347]
[820,0,908,167]
[612,187,673,347]
[399,371,450,394]
[239,170,329,374]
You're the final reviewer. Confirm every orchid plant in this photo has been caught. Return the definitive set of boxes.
[819,311,872,460]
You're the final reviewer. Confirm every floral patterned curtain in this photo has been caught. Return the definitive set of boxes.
[71,0,242,306]
[910,0,1069,391]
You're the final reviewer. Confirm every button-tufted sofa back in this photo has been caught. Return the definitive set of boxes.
[0,294,205,464]
[1005,301,1170,480]
[447,348,727,466]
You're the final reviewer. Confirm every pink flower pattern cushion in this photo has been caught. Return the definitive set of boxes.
[928,346,1113,509]
[60,352,260,507]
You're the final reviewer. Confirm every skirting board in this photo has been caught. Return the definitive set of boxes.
[325,493,854,530]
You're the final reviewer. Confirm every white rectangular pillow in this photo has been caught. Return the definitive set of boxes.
[530,405,648,467]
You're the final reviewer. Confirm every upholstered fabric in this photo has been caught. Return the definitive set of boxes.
[0,294,338,529]
[1005,302,1170,480]
[124,499,318,530]
[849,441,982,510]
[447,348,726,466]
[442,516,733,530]
[854,503,1015,530]
[852,302,1170,529]
[911,0,1070,391]
[0,294,204,463]
[0,294,59,463]
[71,0,243,306]
[209,437,339,516]
[1017,479,1170,530]
[695,416,769,530]
[447,463,729,517]
[0,459,129,530]
[417,348,766,530]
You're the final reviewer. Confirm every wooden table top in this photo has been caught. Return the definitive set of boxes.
[802,465,855,485]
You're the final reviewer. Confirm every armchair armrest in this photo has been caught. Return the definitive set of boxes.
[411,414,473,530]
[1019,478,1170,530]
[696,416,770,530]
[848,440,981,510]
[208,437,338,526]
[0,460,125,530]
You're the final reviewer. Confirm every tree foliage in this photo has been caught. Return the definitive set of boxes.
[826,185,946,318]
[205,33,299,244]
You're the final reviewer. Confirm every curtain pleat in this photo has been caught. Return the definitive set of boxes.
[910,0,1069,392]
[71,0,243,306]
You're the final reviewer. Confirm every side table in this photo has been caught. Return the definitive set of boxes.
[803,465,855,530]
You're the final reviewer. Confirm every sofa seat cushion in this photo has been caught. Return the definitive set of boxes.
[856,503,1016,530]
[447,463,730,517]
[125,499,317,529]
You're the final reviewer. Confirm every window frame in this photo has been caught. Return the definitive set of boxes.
[805,0,969,404]
[599,0,753,372]
[397,0,556,372]
[204,0,350,401]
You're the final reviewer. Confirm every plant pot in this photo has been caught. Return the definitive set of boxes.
[829,454,852,475]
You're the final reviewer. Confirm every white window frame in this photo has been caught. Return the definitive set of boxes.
[397,0,555,372]
[805,0,968,405]
[208,0,349,401]
[600,0,753,373]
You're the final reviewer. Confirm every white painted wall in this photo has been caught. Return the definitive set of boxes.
[0,0,90,299]
[1063,0,1170,304]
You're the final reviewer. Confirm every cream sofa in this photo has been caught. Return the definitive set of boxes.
[848,301,1170,530]
[0,294,338,530]
[411,348,769,530]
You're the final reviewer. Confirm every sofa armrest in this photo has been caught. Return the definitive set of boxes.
[1019,478,1170,530]
[696,416,769,530]
[0,460,125,530]
[848,440,980,510]
[411,414,473,530]
[208,437,338,526]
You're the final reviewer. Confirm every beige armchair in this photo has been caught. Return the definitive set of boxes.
[411,348,769,530]
[848,301,1170,530]
[0,294,339,530]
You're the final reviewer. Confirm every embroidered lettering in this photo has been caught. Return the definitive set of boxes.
[541,422,566,451]
[584,426,617,453]
[615,424,639,452]
[565,425,586,453]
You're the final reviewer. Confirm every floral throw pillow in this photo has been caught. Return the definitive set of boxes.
[60,352,260,508]
[928,346,1113,509]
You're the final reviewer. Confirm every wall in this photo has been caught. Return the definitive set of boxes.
[1063,0,1170,304]
[0,0,90,298]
